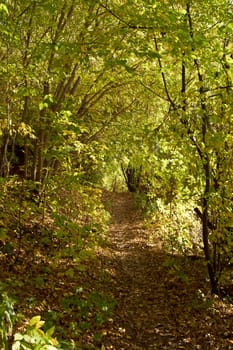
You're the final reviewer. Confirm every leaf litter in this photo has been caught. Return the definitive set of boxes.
[0,191,233,349]
[100,191,233,350]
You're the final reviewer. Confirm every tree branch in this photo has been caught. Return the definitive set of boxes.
[154,36,176,109]
[99,2,154,30]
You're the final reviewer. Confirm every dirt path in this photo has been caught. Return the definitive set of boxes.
[100,192,233,350]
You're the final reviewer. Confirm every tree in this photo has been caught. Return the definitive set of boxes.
[1,0,233,295]
[0,0,141,185]
[103,0,233,293]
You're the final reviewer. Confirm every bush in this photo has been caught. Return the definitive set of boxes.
[12,316,60,350]
[148,199,202,255]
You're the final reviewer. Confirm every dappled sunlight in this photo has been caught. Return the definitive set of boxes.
[1,1,233,348]
[100,192,233,350]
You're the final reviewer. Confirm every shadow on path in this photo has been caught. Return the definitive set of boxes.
[100,192,233,350]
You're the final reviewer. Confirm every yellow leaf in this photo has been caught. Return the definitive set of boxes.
[29,315,45,329]
[29,315,41,326]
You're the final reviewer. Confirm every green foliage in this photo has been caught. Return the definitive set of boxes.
[192,289,214,311]
[0,174,112,347]
[164,257,190,285]
[48,176,109,260]
[12,316,59,350]
[60,287,115,337]
[0,173,109,266]
[0,288,15,349]
[148,199,202,256]
[0,0,233,345]
[0,178,46,265]
[0,3,9,15]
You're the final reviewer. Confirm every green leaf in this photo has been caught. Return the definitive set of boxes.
[29,315,43,327]
[12,341,21,350]
[23,333,35,343]
[65,268,74,278]
[44,94,54,104]
[13,333,24,341]
[0,228,7,242]
[146,51,161,59]
[0,4,9,15]
[39,102,48,111]
[45,326,55,337]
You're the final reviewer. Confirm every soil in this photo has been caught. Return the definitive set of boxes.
[100,191,233,350]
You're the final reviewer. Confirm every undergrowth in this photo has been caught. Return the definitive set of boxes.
[0,176,113,349]
[146,198,202,256]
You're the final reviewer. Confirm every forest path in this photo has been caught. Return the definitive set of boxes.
[100,191,233,350]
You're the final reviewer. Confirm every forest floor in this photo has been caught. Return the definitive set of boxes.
[99,191,233,350]
[1,190,233,349]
